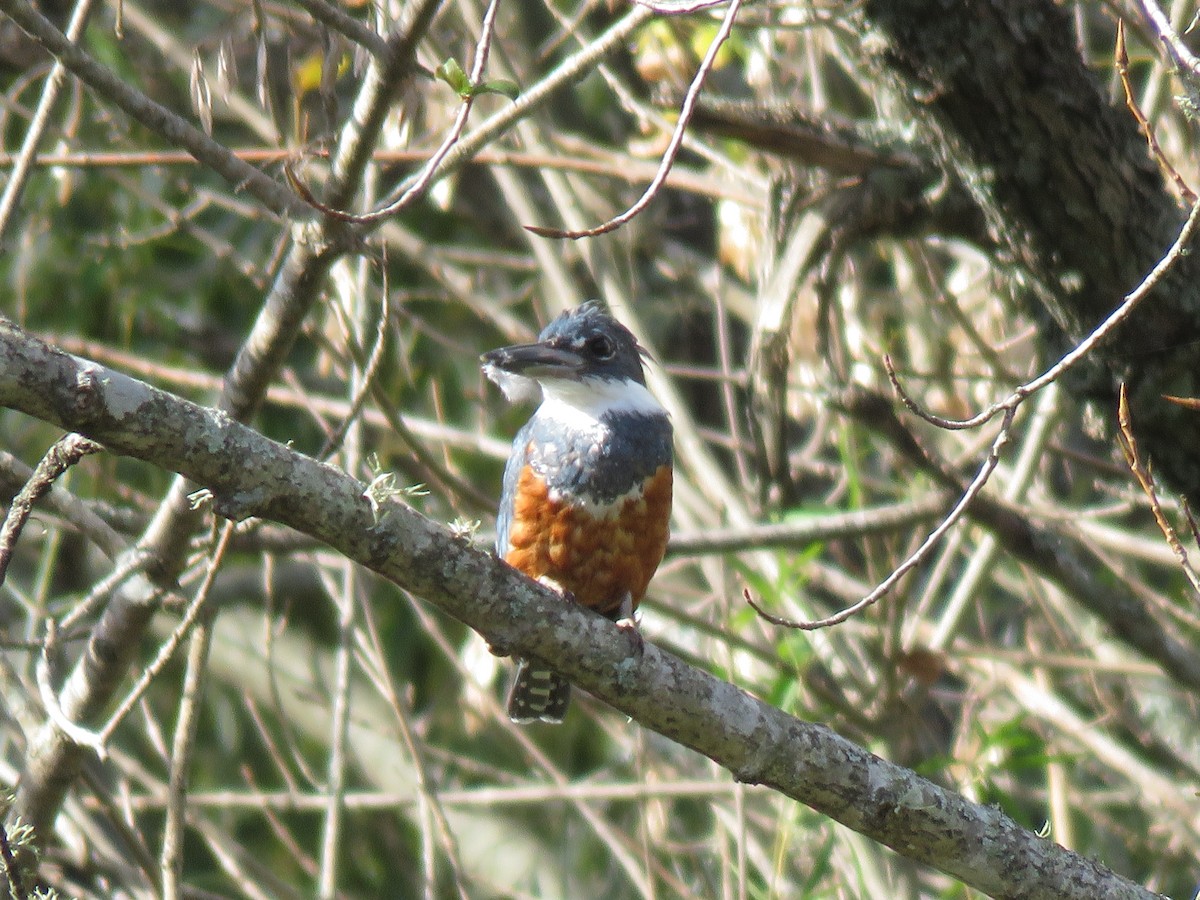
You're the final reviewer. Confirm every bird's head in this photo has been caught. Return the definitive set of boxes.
[481,303,658,417]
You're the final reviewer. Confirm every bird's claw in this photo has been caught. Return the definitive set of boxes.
[615,616,644,659]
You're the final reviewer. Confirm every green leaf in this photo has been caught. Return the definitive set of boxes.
[472,78,519,100]
[434,57,471,97]
[434,58,518,101]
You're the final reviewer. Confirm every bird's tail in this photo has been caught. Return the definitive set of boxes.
[507,660,570,724]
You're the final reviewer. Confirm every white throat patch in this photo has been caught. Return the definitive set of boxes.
[537,376,666,431]
[482,363,542,405]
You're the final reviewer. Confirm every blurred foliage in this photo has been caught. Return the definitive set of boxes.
[0,1,1198,898]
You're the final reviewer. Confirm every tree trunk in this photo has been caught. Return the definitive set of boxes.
[863,0,1200,500]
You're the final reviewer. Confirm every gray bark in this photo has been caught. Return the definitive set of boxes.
[863,0,1200,499]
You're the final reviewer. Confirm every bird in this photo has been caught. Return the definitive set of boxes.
[481,302,673,723]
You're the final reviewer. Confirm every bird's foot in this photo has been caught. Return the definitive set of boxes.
[486,638,513,658]
[614,592,643,659]
[615,615,645,659]
[536,576,575,605]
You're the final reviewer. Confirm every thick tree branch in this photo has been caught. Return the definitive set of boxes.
[0,322,1162,900]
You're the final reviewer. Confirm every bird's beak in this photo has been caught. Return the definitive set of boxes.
[480,341,584,379]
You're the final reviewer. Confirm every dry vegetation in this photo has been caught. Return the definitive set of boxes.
[0,0,1199,897]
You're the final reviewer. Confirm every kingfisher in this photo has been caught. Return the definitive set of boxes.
[481,302,673,723]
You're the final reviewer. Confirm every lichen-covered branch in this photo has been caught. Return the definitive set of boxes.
[0,320,1162,900]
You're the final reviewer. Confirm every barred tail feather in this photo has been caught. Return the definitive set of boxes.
[507,660,570,724]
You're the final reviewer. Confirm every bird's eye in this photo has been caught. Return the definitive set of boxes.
[585,334,616,360]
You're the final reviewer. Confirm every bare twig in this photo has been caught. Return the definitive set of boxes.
[95,518,232,750]
[321,0,442,211]
[1135,0,1200,78]
[57,549,158,633]
[0,0,98,242]
[0,145,762,206]
[927,384,1062,650]
[0,821,26,900]
[292,0,389,58]
[526,0,743,239]
[747,408,1016,630]
[318,277,392,459]
[634,0,727,11]
[0,434,102,586]
[1183,496,1200,551]
[298,0,505,224]
[161,522,234,900]
[0,450,125,558]
[353,612,472,899]
[119,779,741,810]
[667,495,948,556]
[0,0,310,218]
[35,621,108,755]
[765,197,1200,632]
[1116,384,1200,603]
[834,384,1200,692]
[887,195,1200,431]
[317,216,378,900]
[1115,19,1196,204]
[772,196,1200,633]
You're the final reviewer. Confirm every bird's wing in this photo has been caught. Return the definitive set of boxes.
[496,420,535,556]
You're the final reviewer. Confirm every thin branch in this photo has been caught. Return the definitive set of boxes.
[0,0,310,218]
[95,516,235,748]
[292,0,389,58]
[322,0,442,210]
[1116,384,1200,604]
[747,408,1016,630]
[1135,0,1200,78]
[302,0,505,224]
[353,613,472,899]
[57,549,158,633]
[634,0,728,11]
[315,559,354,899]
[667,494,948,556]
[834,384,1200,692]
[382,4,654,210]
[119,779,741,811]
[0,0,98,242]
[887,194,1200,430]
[1115,19,1196,204]
[161,523,234,900]
[928,384,1062,651]
[0,434,102,585]
[0,145,763,206]
[35,621,108,755]
[526,0,743,239]
[318,276,392,459]
[1183,496,1200,551]
[317,240,377,899]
